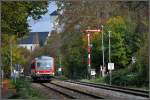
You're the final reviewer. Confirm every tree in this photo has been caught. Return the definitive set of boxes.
[133,32,149,82]
[1,34,29,78]
[105,16,129,67]
[1,1,48,35]
[1,1,49,77]
[48,1,148,82]
[61,32,86,79]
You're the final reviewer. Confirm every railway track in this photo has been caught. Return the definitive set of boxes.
[65,80,149,98]
[28,76,149,99]
[40,82,103,99]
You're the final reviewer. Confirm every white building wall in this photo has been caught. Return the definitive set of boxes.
[19,44,39,51]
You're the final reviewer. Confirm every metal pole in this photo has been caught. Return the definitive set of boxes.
[87,33,91,79]
[101,25,104,76]
[108,31,112,85]
[59,56,61,68]
[108,31,111,62]
[59,55,62,76]
[110,70,112,85]
[10,39,13,79]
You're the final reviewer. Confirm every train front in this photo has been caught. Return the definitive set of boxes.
[31,56,55,81]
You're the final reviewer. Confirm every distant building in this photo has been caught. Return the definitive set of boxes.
[18,32,51,51]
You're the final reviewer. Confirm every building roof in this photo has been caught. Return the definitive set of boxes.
[50,10,59,16]
[19,32,49,44]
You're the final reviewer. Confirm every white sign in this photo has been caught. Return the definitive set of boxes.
[58,68,62,71]
[108,63,114,70]
[100,66,103,71]
[91,69,96,75]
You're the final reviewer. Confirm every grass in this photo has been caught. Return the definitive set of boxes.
[80,76,107,85]
[55,75,68,80]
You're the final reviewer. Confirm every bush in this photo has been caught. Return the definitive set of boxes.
[104,68,148,87]
[10,78,47,99]
[90,76,105,83]
[58,75,68,80]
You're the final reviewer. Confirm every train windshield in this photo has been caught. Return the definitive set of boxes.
[36,61,52,69]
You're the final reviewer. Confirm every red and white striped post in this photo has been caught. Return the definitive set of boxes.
[87,33,91,75]
[85,29,101,78]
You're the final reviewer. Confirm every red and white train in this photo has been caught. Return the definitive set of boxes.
[31,56,55,81]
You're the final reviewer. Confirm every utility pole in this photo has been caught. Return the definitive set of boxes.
[59,55,62,76]
[101,25,105,77]
[109,31,111,62]
[108,31,111,62]
[10,38,13,79]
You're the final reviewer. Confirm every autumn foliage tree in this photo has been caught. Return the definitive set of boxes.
[48,0,149,86]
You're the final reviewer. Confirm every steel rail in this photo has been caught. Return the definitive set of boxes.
[40,83,75,99]
[78,81,149,93]
[65,80,149,98]
[49,82,104,99]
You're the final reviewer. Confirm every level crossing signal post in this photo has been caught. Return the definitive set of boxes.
[85,29,101,79]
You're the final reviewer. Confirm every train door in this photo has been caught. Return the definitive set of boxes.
[31,61,36,76]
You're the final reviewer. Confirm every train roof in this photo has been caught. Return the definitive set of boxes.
[35,56,53,60]
[31,56,54,63]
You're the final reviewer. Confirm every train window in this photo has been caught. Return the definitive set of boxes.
[46,63,51,67]
[37,62,51,68]
[37,62,40,67]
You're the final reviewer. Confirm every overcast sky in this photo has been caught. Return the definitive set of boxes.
[28,1,57,32]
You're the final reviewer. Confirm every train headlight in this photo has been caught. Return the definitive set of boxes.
[36,72,39,75]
